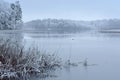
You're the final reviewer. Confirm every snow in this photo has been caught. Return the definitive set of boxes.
[0,0,22,30]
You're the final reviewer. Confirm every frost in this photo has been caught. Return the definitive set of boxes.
[0,39,61,80]
[0,0,22,30]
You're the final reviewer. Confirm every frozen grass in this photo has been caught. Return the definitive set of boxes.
[0,39,61,80]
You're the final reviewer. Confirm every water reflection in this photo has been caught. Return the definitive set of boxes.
[22,31,120,80]
[0,30,23,42]
[0,30,120,80]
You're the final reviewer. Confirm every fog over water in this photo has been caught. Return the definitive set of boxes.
[1,0,120,79]
[1,30,120,80]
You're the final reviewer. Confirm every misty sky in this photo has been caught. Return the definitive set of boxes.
[4,0,120,22]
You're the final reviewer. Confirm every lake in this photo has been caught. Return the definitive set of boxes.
[0,30,120,80]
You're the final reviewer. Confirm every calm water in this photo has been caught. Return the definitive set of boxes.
[1,30,120,80]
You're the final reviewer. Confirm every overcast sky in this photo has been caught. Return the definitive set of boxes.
[4,0,120,22]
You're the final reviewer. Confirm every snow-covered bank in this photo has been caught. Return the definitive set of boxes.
[100,29,120,33]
